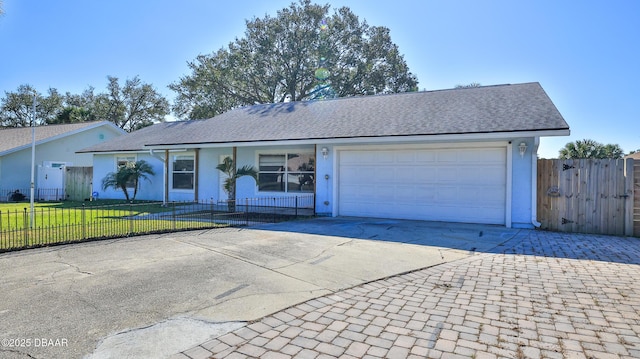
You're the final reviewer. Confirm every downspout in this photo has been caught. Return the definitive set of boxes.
[531,137,541,227]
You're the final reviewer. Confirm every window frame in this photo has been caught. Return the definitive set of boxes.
[115,155,137,189]
[171,154,195,191]
[257,151,315,193]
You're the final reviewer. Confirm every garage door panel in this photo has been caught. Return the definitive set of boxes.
[463,148,506,162]
[376,170,396,182]
[436,168,459,182]
[415,151,437,162]
[473,167,505,177]
[437,151,458,162]
[395,186,421,202]
[338,147,507,224]
[396,152,415,162]
[413,167,434,181]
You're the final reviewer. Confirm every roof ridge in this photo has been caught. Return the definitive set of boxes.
[229,82,541,113]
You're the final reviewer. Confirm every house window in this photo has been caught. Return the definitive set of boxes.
[258,153,315,192]
[116,156,136,188]
[172,155,195,190]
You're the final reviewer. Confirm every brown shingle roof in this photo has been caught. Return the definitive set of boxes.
[80,82,569,153]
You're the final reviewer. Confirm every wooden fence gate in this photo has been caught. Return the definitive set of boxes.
[65,166,93,202]
[537,158,636,236]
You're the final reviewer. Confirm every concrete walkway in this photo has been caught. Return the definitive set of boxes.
[174,230,640,359]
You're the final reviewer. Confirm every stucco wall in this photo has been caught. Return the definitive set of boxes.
[510,138,535,228]
[0,125,123,191]
[90,138,539,228]
[92,153,164,201]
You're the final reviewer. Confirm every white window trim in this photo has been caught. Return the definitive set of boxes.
[115,155,137,189]
[256,150,315,194]
[170,153,195,192]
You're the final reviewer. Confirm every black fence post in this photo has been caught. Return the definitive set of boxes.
[212,199,216,224]
[245,198,249,226]
[82,203,87,239]
[273,197,277,223]
[23,208,28,248]
[129,201,134,235]
[172,202,176,230]
[210,198,214,222]
[295,196,299,218]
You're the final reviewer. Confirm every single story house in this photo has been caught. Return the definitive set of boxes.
[79,82,569,228]
[0,121,125,200]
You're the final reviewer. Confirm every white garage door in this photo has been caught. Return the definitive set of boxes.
[338,147,507,224]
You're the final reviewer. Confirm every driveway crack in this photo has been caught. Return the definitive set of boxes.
[0,348,37,358]
[54,261,94,276]
[272,238,355,270]
[171,238,328,290]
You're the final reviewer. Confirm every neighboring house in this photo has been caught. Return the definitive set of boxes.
[78,82,570,228]
[0,121,126,200]
[625,152,640,160]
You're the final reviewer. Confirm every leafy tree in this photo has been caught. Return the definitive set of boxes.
[455,82,482,89]
[0,85,63,126]
[558,139,624,159]
[1,77,169,130]
[50,88,101,124]
[96,76,170,132]
[601,143,625,159]
[216,156,258,211]
[170,0,418,119]
[101,160,155,201]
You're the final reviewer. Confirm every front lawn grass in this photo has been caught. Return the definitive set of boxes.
[0,200,230,251]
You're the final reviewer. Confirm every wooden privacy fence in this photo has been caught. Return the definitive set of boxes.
[65,167,93,202]
[634,160,640,236]
[537,158,637,237]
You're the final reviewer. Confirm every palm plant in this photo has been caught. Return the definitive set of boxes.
[559,139,624,159]
[216,156,258,212]
[101,160,155,201]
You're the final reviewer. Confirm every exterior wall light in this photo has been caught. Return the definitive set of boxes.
[519,142,527,158]
[321,147,329,159]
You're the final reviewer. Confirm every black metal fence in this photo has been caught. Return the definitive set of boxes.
[0,188,66,202]
[0,195,314,252]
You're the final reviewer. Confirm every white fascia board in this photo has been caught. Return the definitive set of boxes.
[79,151,145,156]
[87,149,189,156]
[143,129,571,150]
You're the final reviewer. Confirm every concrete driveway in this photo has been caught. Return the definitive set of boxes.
[0,218,519,358]
[183,230,640,359]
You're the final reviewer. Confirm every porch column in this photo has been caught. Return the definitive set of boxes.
[194,148,200,202]
[232,146,237,201]
[164,149,169,204]
[313,144,317,214]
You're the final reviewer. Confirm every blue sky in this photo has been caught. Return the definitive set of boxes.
[1,0,638,158]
